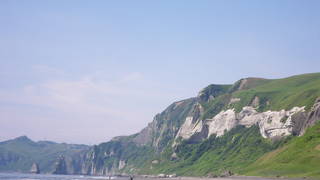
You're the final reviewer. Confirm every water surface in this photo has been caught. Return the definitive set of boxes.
[0,173,301,180]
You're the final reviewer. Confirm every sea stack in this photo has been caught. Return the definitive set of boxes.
[52,155,68,174]
[30,162,40,174]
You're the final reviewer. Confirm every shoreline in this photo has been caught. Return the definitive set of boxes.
[0,172,308,180]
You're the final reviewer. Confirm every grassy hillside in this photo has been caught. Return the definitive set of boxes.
[231,73,320,112]
[242,122,320,179]
[202,73,320,119]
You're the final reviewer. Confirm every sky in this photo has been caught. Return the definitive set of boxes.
[0,0,320,145]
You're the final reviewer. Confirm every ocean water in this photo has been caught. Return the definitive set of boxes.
[0,173,124,180]
[0,173,300,180]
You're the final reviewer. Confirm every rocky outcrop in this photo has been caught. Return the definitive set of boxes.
[118,160,126,170]
[133,98,197,151]
[228,78,267,93]
[198,84,230,102]
[176,105,306,142]
[250,96,260,107]
[53,155,68,174]
[175,103,206,141]
[297,97,320,135]
[30,162,40,174]
[132,123,154,146]
[239,106,305,138]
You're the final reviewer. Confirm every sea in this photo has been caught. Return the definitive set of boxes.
[0,173,125,180]
[0,173,302,180]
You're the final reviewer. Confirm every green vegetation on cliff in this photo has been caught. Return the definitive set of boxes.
[202,73,320,119]
[243,122,320,178]
[89,140,156,174]
[144,125,289,176]
[231,73,320,112]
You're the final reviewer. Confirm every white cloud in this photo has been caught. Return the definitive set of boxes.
[6,73,146,116]
[0,65,192,144]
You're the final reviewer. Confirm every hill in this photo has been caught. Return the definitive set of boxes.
[0,136,89,174]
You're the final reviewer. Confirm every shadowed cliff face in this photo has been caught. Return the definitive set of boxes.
[80,98,198,175]
[53,156,68,174]
[130,98,197,151]
[292,97,320,135]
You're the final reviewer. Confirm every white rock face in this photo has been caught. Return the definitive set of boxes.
[118,160,126,170]
[229,98,241,104]
[176,116,203,140]
[207,109,237,137]
[151,160,159,164]
[176,106,305,141]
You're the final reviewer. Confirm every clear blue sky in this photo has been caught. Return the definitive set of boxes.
[0,0,319,144]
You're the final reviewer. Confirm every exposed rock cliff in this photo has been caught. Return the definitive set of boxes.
[30,162,40,174]
[53,155,68,174]
[132,98,197,151]
[81,73,320,176]
[176,105,306,143]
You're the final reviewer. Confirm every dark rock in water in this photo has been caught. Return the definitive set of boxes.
[52,155,68,174]
[30,162,40,174]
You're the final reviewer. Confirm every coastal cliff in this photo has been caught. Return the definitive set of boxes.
[81,73,320,177]
[1,73,320,178]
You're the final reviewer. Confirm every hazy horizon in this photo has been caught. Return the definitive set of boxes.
[1,0,320,144]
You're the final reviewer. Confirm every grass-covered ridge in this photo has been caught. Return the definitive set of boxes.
[202,73,320,119]
[232,72,320,112]
[242,122,320,179]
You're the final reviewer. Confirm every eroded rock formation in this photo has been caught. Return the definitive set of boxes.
[30,162,40,174]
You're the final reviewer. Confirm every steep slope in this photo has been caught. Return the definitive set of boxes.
[82,138,156,175]
[0,136,89,174]
[81,98,197,175]
[243,121,320,178]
